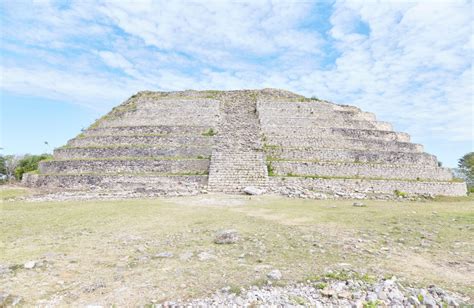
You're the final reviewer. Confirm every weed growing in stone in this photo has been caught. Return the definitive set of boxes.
[266,162,275,176]
[202,128,217,136]
[394,190,408,198]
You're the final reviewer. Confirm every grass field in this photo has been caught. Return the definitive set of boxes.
[1,186,473,306]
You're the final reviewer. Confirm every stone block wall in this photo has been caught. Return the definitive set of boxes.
[27,91,219,193]
[257,97,466,197]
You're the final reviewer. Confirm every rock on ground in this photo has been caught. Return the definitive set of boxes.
[267,269,282,281]
[243,186,265,195]
[214,229,239,244]
[154,252,174,258]
[23,261,36,269]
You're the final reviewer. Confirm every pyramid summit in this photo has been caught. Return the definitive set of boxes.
[23,89,467,198]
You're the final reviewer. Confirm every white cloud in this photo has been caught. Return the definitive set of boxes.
[0,66,137,111]
[292,0,473,144]
[0,0,472,164]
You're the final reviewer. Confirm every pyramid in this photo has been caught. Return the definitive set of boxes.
[23,89,467,198]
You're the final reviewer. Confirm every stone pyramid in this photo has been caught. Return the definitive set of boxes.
[23,89,467,198]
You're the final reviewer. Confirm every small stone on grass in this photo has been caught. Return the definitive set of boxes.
[214,229,239,244]
[23,261,36,269]
[267,269,282,280]
[154,252,174,258]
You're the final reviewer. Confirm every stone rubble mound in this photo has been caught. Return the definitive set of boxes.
[164,275,469,307]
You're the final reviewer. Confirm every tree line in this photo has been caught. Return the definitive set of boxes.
[0,154,53,182]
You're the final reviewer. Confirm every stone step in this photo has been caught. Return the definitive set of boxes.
[258,104,361,113]
[67,135,213,147]
[265,137,423,153]
[208,173,267,178]
[208,95,268,192]
[54,146,212,160]
[210,155,265,160]
[23,173,208,191]
[257,101,360,112]
[84,125,215,137]
[137,104,219,111]
[262,127,410,142]
[270,161,453,181]
[269,177,467,196]
[101,115,219,127]
[259,110,376,121]
[209,165,267,169]
[132,109,219,118]
[208,178,267,182]
[39,159,209,174]
[261,119,392,131]
[138,99,218,109]
[266,148,438,166]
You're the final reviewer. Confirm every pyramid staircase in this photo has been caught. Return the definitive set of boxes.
[207,93,268,192]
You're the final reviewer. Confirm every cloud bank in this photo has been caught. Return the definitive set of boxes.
[1,0,472,145]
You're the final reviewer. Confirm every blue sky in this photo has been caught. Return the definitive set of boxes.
[0,0,472,167]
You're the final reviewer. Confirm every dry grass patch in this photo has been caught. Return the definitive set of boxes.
[0,193,473,306]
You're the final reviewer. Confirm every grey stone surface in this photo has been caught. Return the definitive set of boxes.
[40,159,209,175]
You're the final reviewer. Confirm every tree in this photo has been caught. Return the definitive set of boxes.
[4,155,23,181]
[458,152,474,186]
[0,155,6,175]
[14,154,52,180]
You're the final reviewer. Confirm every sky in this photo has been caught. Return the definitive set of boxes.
[0,0,472,167]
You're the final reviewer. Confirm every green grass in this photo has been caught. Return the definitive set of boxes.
[1,194,473,305]
[228,285,242,295]
[314,282,327,289]
[0,186,30,200]
[204,90,220,99]
[418,294,424,303]
[394,190,408,198]
[290,295,307,305]
[364,300,382,308]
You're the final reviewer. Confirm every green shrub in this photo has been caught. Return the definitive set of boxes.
[364,301,381,308]
[313,282,327,289]
[266,162,275,176]
[394,190,407,198]
[228,285,242,295]
[14,154,52,180]
[202,128,217,136]
[417,294,424,303]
